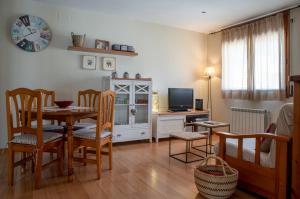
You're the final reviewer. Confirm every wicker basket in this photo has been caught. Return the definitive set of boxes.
[71,32,85,47]
[194,156,238,199]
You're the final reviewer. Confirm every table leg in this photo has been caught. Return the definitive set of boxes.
[209,128,212,154]
[66,117,74,182]
[186,140,188,163]
[169,137,171,156]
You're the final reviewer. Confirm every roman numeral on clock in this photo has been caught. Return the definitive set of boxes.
[19,15,30,26]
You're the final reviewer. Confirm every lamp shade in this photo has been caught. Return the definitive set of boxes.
[205,66,215,77]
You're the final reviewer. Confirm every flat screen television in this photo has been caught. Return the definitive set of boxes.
[168,88,193,111]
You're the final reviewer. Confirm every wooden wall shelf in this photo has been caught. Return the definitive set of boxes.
[67,46,138,57]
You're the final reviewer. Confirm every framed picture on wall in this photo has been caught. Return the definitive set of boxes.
[102,57,116,71]
[82,55,97,70]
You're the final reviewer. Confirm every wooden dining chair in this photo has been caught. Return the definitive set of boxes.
[6,88,64,189]
[73,90,115,179]
[34,89,64,133]
[73,89,101,130]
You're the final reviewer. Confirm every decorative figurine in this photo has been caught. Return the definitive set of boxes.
[123,72,129,78]
[135,73,141,79]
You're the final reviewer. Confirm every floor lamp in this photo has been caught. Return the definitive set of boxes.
[205,67,215,120]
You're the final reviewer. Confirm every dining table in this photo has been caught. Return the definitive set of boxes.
[40,106,97,182]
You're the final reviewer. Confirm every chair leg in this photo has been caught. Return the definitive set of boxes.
[83,147,87,166]
[21,152,27,172]
[57,143,64,176]
[34,150,43,189]
[31,153,35,173]
[50,153,54,160]
[108,142,113,170]
[96,145,102,179]
[7,147,14,186]
[205,138,208,157]
[62,138,66,158]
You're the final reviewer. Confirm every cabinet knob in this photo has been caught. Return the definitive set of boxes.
[141,132,145,135]
[131,109,137,115]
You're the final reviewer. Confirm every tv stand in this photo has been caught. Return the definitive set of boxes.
[152,109,209,142]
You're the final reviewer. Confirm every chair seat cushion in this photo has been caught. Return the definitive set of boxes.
[73,129,111,140]
[11,132,63,145]
[73,123,97,130]
[214,138,274,168]
[32,124,64,132]
[170,131,208,141]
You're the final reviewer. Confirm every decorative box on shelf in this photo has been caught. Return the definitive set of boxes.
[102,76,152,143]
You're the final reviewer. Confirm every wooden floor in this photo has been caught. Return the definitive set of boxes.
[0,137,258,199]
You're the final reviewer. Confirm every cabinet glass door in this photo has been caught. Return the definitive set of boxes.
[114,84,130,125]
[134,84,149,124]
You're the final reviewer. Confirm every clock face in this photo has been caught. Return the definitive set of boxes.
[11,15,52,52]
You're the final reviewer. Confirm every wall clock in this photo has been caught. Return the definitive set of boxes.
[11,15,52,52]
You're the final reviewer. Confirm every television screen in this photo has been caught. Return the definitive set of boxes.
[168,88,193,111]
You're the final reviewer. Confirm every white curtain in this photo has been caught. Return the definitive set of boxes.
[222,26,249,99]
[222,13,286,100]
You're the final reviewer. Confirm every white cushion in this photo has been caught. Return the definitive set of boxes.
[73,123,97,130]
[73,129,111,140]
[214,138,274,168]
[276,103,293,136]
[11,132,63,145]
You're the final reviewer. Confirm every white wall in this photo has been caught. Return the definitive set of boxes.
[291,7,300,75]
[207,8,300,125]
[0,0,208,148]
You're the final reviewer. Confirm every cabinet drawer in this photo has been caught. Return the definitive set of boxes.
[113,129,150,142]
[157,118,184,134]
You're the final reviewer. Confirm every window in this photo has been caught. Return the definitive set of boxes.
[222,37,248,91]
[253,31,282,90]
[221,13,288,100]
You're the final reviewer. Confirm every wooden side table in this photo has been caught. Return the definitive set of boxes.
[169,132,208,163]
[192,121,230,154]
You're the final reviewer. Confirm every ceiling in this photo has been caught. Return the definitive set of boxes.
[34,0,300,33]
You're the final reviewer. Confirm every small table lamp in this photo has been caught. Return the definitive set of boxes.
[204,66,215,120]
[152,91,159,113]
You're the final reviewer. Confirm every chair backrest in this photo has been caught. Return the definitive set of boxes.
[6,88,43,147]
[78,89,100,108]
[35,89,56,124]
[35,89,55,107]
[96,90,115,139]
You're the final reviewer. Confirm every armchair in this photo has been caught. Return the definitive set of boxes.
[214,104,293,198]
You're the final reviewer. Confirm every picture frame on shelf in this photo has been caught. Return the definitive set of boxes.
[102,57,116,71]
[82,55,97,70]
[95,39,109,50]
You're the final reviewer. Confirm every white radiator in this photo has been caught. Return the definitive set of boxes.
[230,107,268,134]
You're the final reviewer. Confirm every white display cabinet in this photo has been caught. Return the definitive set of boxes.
[102,77,152,143]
